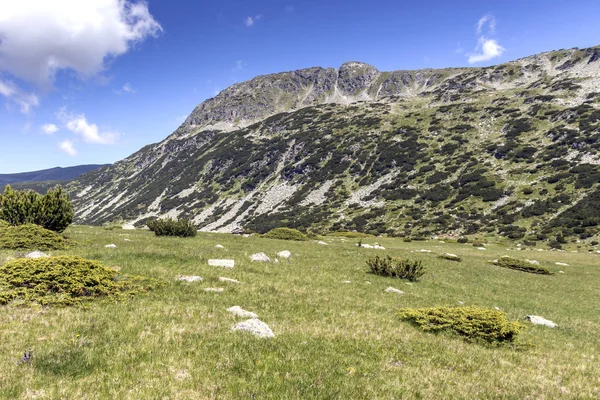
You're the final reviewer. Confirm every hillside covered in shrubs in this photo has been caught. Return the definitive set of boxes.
[67,46,600,248]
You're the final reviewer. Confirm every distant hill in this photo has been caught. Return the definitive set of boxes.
[0,165,109,189]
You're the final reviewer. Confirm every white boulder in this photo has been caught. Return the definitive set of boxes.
[208,259,235,268]
[317,241,328,245]
[176,275,203,282]
[555,262,569,266]
[250,253,271,262]
[385,287,405,294]
[219,277,242,284]
[231,319,275,338]
[215,244,225,249]
[524,315,558,328]
[276,250,292,259]
[105,244,117,248]
[227,306,258,319]
[25,251,49,259]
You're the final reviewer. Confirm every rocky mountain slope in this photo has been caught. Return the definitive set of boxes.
[0,165,108,188]
[68,46,600,245]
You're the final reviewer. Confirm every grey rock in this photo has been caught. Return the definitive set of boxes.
[250,253,271,262]
[227,306,258,319]
[25,251,49,259]
[231,319,275,338]
[524,315,558,328]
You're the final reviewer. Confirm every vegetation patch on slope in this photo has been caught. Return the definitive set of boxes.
[366,255,425,281]
[0,223,71,250]
[0,256,159,306]
[399,306,524,343]
[262,227,308,241]
[494,256,553,275]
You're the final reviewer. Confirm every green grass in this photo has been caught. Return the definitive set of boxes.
[0,226,599,398]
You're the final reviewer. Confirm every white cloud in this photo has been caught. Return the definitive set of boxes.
[0,0,162,88]
[468,14,505,64]
[468,38,505,63]
[476,14,496,35]
[122,83,136,93]
[59,140,77,156]
[57,108,119,144]
[42,123,59,134]
[0,79,39,113]
[245,14,261,27]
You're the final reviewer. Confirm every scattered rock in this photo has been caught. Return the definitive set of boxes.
[416,249,432,253]
[385,287,405,294]
[227,306,258,319]
[458,301,465,305]
[342,280,351,283]
[494,306,500,310]
[123,238,131,242]
[25,251,49,259]
[365,281,371,285]
[110,266,121,272]
[215,244,225,249]
[250,253,271,262]
[317,241,328,245]
[276,250,291,260]
[439,253,461,261]
[105,244,117,248]
[558,270,565,274]
[361,244,374,249]
[524,315,558,328]
[373,244,386,249]
[177,275,203,282]
[219,277,242,284]
[231,319,275,338]
[555,262,569,266]
[477,247,487,251]
[208,259,235,268]
[525,259,540,265]
[204,288,224,293]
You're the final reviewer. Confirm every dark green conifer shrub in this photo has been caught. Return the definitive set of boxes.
[457,237,469,244]
[146,218,197,237]
[398,306,524,343]
[493,257,553,275]
[0,185,73,233]
[263,227,308,241]
[366,255,425,281]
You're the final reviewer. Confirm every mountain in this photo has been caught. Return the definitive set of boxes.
[0,165,109,190]
[68,46,600,245]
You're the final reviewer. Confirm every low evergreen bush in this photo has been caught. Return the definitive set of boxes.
[263,227,308,241]
[366,255,425,281]
[0,256,159,306]
[0,223,70,250]
[398,306,524,343]
[457,237,469,244]
[146,218,197,237]
[493,257,553,275]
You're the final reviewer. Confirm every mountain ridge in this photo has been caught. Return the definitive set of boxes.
[0,165,109,189]
[67,45,600,245]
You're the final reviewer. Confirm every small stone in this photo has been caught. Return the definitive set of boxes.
[177,275,203,282]
[440,253,461,261]
[477,247,486,251]
[524,315,558,328]
[558,270,565,274]
[25,251,49,259]
[227,306,258,319]
[365,281,372,285]
[231,319,275,338]
[105,244,117,248]
[215,244,225,249]
[317,241,328,245]
[219,277,242,284]
[250,253,271,262]
[110,266,121,272]
[416,249,432,253]
[494,306,500,310]
[385,287,405,294]
[555,262,569,266]
[208,259,235,268]
[526,259,540,265]
[373,244,386,250]
[361,244,374,248]
[276,250,291,259]
[204,288,224,293]
[342,280,351,284]
[458,301,465,305]
[123,238,131,242]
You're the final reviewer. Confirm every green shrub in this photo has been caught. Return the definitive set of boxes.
[0,224,70,250]
[493,257,553,275]
[0,256,159,306]
[263,227,308,241]
[457,237,469,244]
[366,255,425,281]
[0,185,73,233]
[399,306,524,343]
[328,231,374,239]
[147,218,197,237]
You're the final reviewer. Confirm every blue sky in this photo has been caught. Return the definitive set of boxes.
[0,0,599,173]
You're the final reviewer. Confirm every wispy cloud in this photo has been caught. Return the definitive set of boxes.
[468,14,505,64]
[245,14,261,27]
[232,60,244,72]
[455,41,464,54]
[59,140,77,156]
[122,83,136,94]
[0,79,39,114]
[57,108,119,145]
[42,123,59,135]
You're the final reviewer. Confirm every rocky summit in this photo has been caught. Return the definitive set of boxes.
[68,46,600,244]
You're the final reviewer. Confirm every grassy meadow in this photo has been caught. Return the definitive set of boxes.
[1,226,599,399]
